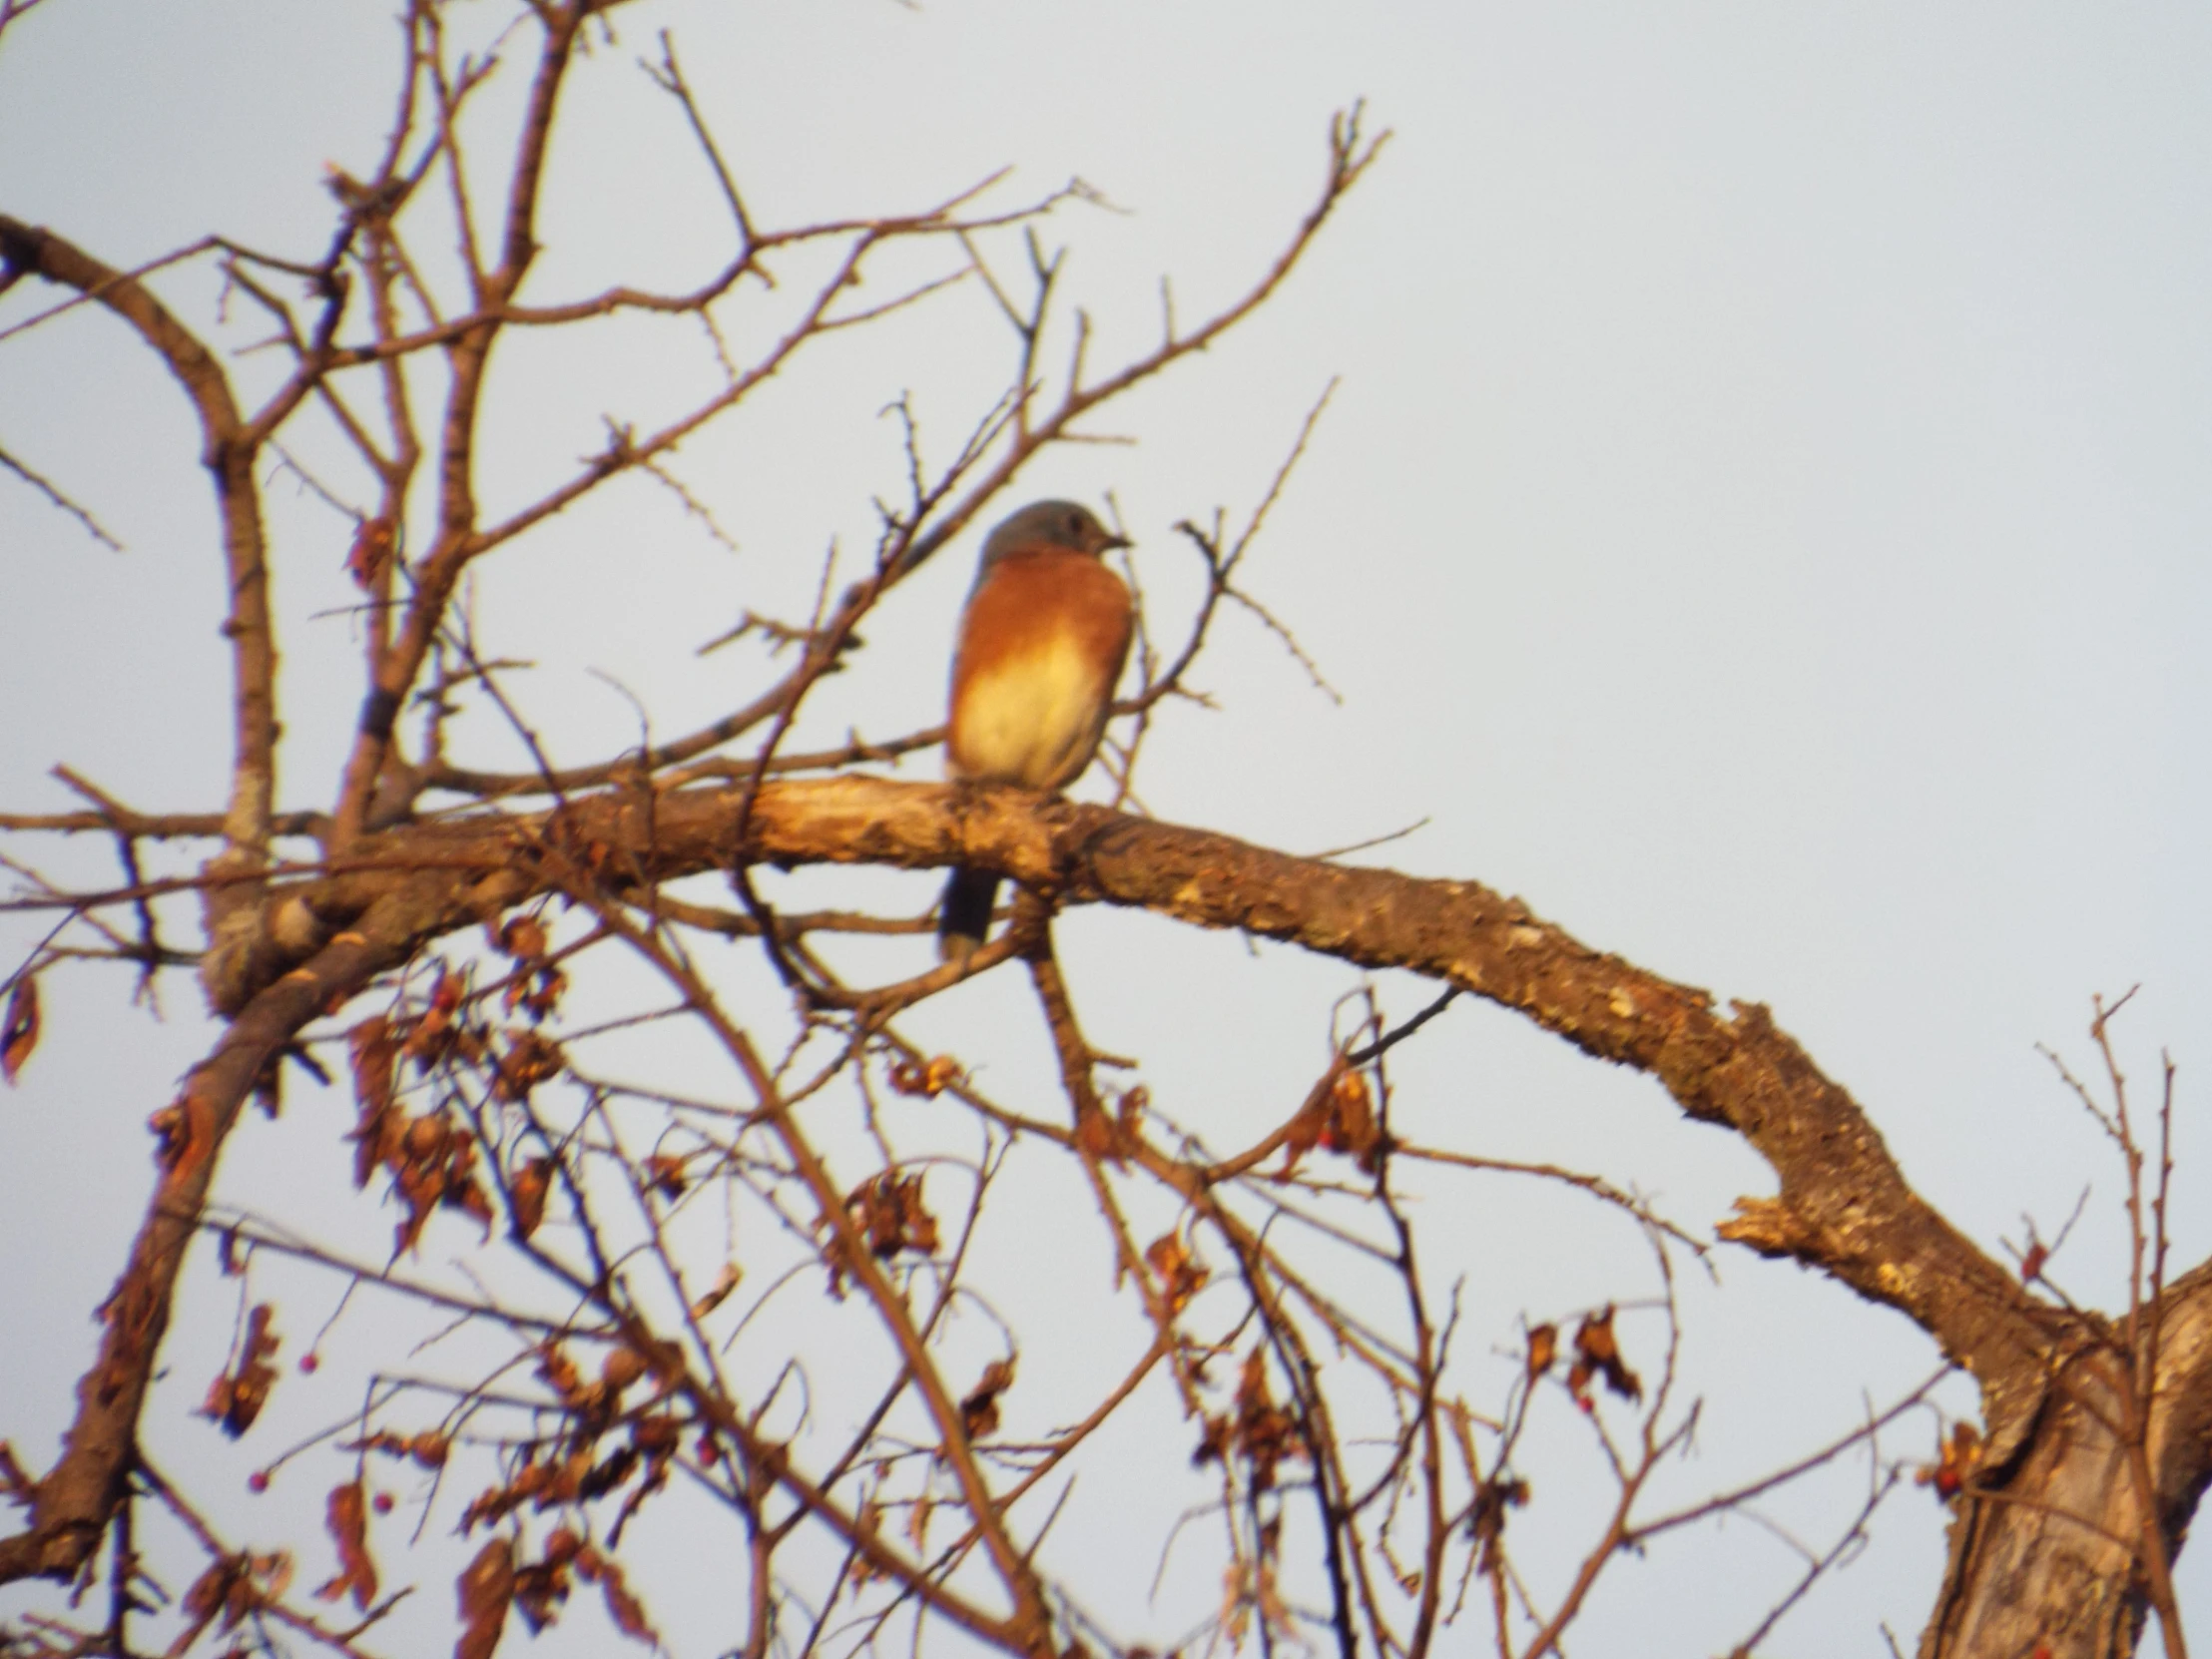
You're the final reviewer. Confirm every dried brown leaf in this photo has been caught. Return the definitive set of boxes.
[184,1554,252,1631]
[512,1530,577,1635]
[509,966,565,1021]
[1145,1232,1208,1313]
[1075,1103,1121,1163]
[346,1042,406,1191]
[1322,1066,1382,1171]
[960,1358,1016,1442]
[456,1536,515,1659]
[1469,1474,1529,1570]
[347,1017,398,1182]
[894,1171,937,1255]
[596,1557,656,1645]
[846,1169,937,1261]
[203,1304,280,1437]
[495,913,548,962]
[644,1152,687,1200]
[409,1430,451,1468]
[510,1156,554,1241]
[1,975,39,1084]
[1571,1307,1641,1404]
[314,1479,378,1610]
[536,1344,584,1404]
[690,1261,741,1318]
[493,1031,564,1102]
[217,1221,247,1278]
[345,516,393,591]
[887,1053,961,1097]
[601,1346,649,1395]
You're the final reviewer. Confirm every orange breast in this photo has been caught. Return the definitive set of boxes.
[947,549,1133,791]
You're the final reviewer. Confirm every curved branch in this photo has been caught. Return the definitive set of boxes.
[276,776,2057,1408]
[0,215,279,1005]
[0,769,2071,1624]
[0,899,426,1583]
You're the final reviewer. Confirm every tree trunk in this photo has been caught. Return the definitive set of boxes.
[1926,1273,2212,1657]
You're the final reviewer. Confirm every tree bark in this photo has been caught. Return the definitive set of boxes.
[5,774,2205,1655]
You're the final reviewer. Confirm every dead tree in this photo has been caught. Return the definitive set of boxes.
[0,4,2199,1657]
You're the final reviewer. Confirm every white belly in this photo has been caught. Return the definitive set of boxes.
[954,634,1110,791]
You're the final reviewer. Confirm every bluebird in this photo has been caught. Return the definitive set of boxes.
[938,500,1134,960]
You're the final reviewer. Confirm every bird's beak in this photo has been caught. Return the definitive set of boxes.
[1101,531,1133,552]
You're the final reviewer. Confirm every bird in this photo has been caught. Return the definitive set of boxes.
[937,500,1134,961]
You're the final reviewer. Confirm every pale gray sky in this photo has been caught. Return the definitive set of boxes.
[3,2,2210,1652]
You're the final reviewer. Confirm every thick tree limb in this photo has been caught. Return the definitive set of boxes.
[0,899,433,1582]
[10,773,2185,1651]
[1924,1270,2212,1657]
[0,215,279,1008]
[265,775,2062,1404]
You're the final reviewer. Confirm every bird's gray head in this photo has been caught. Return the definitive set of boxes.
[978,500,1131,569]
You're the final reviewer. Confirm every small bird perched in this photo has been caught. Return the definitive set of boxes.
[938,500,1134,961]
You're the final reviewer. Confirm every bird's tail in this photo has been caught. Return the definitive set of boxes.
[937,867,1000,962]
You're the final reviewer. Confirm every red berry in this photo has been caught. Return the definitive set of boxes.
[247,1471,270,1493]
[372,1492,394,1514]
[298,1354,319,1375]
